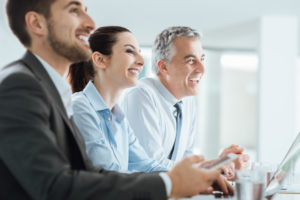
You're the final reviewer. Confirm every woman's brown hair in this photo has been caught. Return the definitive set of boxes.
[69,26,130,93]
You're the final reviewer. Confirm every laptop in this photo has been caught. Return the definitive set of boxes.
[187,132,300,200]
[264,132,300,197]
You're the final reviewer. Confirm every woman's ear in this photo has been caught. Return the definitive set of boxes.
[25,11,47,38]
[92,52,108,70]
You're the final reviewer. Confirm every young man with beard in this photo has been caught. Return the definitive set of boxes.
[0,0,225,199]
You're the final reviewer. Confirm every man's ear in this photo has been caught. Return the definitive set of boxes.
[92,52,108,70]
[157,59,169,75]
[25,11,47,37]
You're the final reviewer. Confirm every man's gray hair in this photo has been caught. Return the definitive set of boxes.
[151,26,201,74]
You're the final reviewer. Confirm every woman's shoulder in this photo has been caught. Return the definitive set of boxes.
[72,91,93,112]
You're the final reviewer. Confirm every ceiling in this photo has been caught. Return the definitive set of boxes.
[86,0,300,51]
[1,0,300,51]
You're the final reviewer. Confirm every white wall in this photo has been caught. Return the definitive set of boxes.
[220,66,257,149]
[0,20,25,68]
[258,16,299,164]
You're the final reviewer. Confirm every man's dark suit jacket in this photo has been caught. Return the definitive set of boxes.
[0,51,166,200]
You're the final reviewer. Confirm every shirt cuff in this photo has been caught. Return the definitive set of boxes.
[159,172,172,196]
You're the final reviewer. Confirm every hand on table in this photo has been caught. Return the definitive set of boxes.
[219,144,250,180]
[194,159,235,195]
[167,155,221,198]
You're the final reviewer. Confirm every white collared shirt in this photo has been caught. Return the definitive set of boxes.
[34,54,73,118]
[121,77,198,168]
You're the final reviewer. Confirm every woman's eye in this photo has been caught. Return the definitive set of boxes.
[126,49,134,54]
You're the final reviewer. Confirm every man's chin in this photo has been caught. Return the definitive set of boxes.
[68,48,91,63]
[77,45,92,58]
[187,88,199,96]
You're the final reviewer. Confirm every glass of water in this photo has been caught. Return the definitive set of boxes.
[236,169,266,200]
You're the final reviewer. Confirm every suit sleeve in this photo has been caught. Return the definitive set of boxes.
[0,73,167,200]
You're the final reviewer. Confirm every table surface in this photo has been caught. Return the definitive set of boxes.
[174,193,300,200]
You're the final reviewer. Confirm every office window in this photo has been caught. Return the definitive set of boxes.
[139,46,154,78]
[220,52,258,159]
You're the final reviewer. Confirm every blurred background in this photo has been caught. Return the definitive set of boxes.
[1,0,300,174]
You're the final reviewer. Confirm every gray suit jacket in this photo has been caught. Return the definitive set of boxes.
[0,51,166,200]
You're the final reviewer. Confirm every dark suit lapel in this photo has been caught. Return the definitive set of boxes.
[21,51,67,115]
[21,51,88,166]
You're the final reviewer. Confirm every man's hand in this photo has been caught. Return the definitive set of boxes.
[212,175,234,195]
[219,144,250,180]
[167,155,220,198]
[193,158,234,195]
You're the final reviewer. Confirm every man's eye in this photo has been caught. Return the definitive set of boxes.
[188,58,195,64]
[70,8,79,14]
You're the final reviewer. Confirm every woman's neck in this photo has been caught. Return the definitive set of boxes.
[93,75,123,110]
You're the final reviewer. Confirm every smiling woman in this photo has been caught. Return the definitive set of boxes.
[68,26,168,173]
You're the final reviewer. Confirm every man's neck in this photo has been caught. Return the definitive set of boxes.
[158,75,182,100]
[28,46,70,77]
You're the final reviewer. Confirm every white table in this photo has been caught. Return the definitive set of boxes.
[173,193,300,200]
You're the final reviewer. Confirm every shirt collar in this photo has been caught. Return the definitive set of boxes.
[83,81,125,121]
[33,54,73,117]
[154,77,180,106]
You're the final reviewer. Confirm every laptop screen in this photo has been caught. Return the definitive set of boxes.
[264,132,300,197]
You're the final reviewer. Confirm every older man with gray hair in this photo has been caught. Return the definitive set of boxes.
[122,26,249,174]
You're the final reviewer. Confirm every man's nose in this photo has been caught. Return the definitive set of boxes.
[83,12,96,32]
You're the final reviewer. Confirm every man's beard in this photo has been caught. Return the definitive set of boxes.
[47,22,91,63]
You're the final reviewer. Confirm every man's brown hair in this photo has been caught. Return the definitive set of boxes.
[6,0,56,47]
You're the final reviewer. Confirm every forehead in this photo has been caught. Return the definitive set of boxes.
[171,37,203,56]
[114,32,139,47]
[51,0,86,11]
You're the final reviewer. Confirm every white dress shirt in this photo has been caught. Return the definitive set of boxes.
[34,54,73,118]
[121,77,198,169]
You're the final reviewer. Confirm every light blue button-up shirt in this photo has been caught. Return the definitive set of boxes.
[72,81,168,173]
